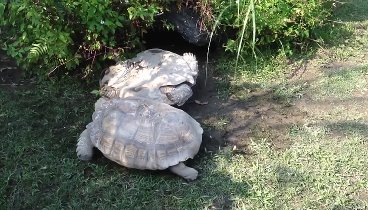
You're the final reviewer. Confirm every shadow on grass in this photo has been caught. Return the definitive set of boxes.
[320,62,368,76]
[0,77,252,209]
[61,154,251,209]
[326,121,368,137]
[333,0,368,22]
[275,165,306,187]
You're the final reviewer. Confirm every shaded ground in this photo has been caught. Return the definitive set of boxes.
[185,47,368,154]
[0,35,306,155]
[0,50,23,85]
[184,69,307,153]
[143,29,307,153]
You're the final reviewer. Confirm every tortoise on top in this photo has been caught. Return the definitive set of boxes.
[76,97,203,180]
[100,48,199,106]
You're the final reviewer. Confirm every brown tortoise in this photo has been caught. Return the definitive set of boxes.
[76,97,203,180]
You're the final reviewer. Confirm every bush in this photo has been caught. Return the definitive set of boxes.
[0,0,334,79]
[0,0,171,79]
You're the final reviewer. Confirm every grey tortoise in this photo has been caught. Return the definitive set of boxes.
[76,97,203,180]
[100,48,199,106]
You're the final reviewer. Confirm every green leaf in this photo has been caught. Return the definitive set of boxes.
[105,19,113,26]
[59,34,68,43]
[115,21,123,27]
[17,5,26,14]
[127,7,135,20]
[90,90,100,96]
[0,3,5,21]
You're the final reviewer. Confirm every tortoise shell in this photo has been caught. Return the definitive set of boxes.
[99,48,199,105]
[85,97,203,170]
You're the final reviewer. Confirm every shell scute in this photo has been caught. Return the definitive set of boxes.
[137,149,147,160]
[125,144,138,159]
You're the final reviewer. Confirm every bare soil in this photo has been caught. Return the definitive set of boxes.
[183,59,308,154]
[184,48,368,155]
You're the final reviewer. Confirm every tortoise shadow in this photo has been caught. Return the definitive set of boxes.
[83,150,250,209]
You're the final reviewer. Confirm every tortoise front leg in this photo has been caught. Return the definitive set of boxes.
[169,162,198,181]
[161,83,193,106]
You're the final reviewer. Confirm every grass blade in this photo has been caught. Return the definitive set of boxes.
[205,4,232,87]
[235,0,253,74]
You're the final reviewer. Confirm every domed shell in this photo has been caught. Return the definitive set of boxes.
[99,48,199,105]
[86,97,203,170]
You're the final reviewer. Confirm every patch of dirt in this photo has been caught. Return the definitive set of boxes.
[142,29,309,153]
[182,58,309,154]
[184,46,368,154]
[184,50,368,155]
[354,189,368,206]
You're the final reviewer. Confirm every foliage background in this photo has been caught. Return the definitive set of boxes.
[0,0,170,79]
[0,0,333,79]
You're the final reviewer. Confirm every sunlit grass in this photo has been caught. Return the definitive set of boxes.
[2,58,368,210]
[310,65,368,100]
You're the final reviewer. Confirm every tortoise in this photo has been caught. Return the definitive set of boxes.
[99,48,199,106]
[76,97,203,180]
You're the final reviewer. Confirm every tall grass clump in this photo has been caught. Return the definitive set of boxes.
[204,0,334,57]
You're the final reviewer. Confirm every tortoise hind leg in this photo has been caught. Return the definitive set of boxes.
[169,162,198,181]
[76,129,94,161]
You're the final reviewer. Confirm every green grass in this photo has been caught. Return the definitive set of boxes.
[2,80,368,209]
[311,64,368,100]
[2,0,368,209]
[0,82,249,209]
[1,84,368,207]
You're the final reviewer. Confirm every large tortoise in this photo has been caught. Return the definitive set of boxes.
[76,97,203,180]
[100,48,199,106]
